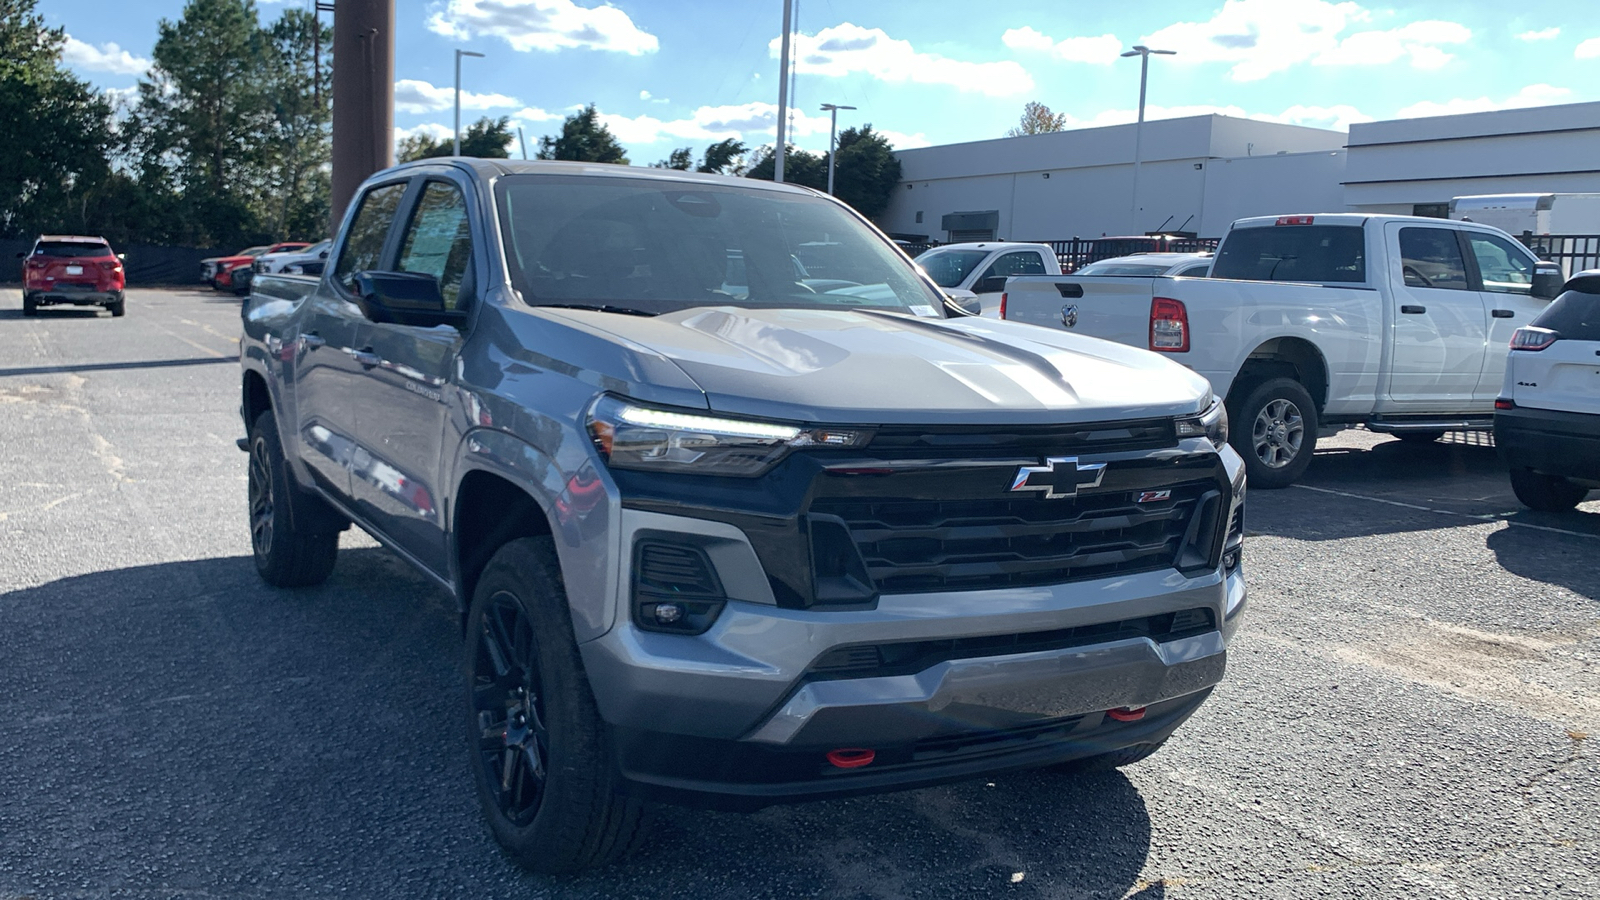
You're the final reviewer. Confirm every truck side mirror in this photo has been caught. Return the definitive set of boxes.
[975,275,1007,294]
[1531,263,1563,300]
[319,250,328,258]
[944,291,983,316]
[353,271,468,329]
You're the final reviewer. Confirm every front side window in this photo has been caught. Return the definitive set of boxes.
[496,176,945,316]
[398,181,474,310]
[1467,233,1535,294]
[981,251,1048,280]
[1211,225,1366,283]
[914,248,991,288]
[334,182,408,293]
[1398,227,1470,290]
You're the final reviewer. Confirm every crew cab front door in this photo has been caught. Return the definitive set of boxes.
[294,180,409,499]
[346,177,477,576]
[1382,223,1487,411]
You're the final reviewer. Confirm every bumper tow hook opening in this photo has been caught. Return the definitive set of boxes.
[826,748,875,769]
[1107,706,1147,722]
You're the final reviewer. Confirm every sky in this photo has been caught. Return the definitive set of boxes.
[44,0,1600,164]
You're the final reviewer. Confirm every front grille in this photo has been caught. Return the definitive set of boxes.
[811,479,1217,594]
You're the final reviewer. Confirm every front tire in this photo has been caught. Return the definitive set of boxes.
[1227,377,1319,489]
[248,411,340,587]
[465,537,643,875]
[1509,468,1588,512]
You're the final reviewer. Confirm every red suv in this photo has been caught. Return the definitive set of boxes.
[20,235,126,317]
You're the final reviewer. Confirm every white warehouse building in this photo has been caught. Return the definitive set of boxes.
[878,100,1600,242]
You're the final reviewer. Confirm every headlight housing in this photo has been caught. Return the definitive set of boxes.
[586,395,870,476]
[1176,396,1229,448]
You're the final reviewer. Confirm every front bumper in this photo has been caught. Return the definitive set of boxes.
[1495,406,1600,483]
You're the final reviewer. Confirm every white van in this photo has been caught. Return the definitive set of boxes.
[1449,193,1600,236]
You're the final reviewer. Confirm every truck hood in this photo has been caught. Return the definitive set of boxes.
[535,306,1211,425]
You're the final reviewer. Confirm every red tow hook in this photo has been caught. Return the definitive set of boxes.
[1107,706,1147,722]
[826,748,876,769]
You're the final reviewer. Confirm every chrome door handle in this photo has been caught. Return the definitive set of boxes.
[351,348,381,368]
[1491,309,1515,318]
[301,332,326,348]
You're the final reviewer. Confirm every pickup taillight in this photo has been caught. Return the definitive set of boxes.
[1150,297,1189,352]
[999,292,1007,319]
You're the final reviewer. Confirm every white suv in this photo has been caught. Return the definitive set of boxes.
[1495,271,1600,511]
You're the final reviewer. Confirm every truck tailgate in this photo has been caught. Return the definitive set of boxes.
[1003,275,1160,351]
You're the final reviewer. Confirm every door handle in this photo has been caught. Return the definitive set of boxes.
[1400,305,1426,314]
[301,332,326,349]
[1491,309,1515,318]
[350,347,382,368]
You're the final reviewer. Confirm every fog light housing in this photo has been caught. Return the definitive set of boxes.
[633,540,726,634]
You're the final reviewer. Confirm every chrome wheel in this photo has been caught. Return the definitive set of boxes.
[1251,398,1304,470]
[472,592,549,827]
[248,434,274,558]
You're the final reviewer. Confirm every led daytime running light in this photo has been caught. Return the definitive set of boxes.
[614,404,802,441]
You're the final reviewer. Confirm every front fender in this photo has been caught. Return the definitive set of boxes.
[451,428,624,643]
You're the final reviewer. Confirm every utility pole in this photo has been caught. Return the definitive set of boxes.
[517,126,528,160]
[820,102,855,195]
[454,49,485,157]
[1120,44,1175,234]
[774,0,793,183]
[330,0,395,231]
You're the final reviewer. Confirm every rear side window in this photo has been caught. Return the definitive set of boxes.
[1397,227,1470,290]
[1211,225,1366,283]
[1532,289,1600,341]
[981,251,1048,280]
[334,182,408,292]
[34,241,112,258]
[397,181,474,310]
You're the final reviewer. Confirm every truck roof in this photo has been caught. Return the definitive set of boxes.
[1229,213,1511,230]
[917,242,1055,253]
[397,158,826,199]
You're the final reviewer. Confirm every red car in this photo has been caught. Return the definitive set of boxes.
[19,235,126,317]
[208,242,309,292]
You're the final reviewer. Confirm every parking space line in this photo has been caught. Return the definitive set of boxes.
[1292,484,1600,541]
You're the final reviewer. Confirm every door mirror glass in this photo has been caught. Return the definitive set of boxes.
[352,271,466,328]
[1531,263,1563,300]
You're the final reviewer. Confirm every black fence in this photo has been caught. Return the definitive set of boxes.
[1516,234,1600,278]
[0,238,227,286]
[897,236,1220,272]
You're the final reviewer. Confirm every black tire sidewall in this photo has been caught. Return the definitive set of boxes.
[248,411,339,586]
[1228,377,1319,489]
[1509,468,1586,512]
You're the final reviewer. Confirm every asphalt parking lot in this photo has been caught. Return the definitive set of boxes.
[2,287,1596,899]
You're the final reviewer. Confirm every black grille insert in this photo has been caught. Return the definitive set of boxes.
[812,480,1217,594]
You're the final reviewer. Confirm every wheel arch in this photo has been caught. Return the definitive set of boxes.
[1227,336,1330,413]
[453,468,555,622]
[242,368,272,431]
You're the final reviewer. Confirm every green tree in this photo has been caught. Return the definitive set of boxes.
[652,147,693,170]
[259,7,332,240]
[1006,101,1069,137]
[398,116,513,162]
[697,138,746,175]
[0,0,115,237]
[743,145,826,189]
[535,104,628,164]
[829,125,901,220]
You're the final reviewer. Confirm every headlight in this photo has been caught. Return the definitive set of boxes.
[1176,396,1229,447]
[586,396,870,476]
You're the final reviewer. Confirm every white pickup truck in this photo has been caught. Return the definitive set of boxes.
[1003,214,1564,487]
[913,242,1062,317]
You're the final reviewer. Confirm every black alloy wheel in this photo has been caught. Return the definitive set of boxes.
[247,411,339,587]
[471,592,551,827]
[248,431,276,561]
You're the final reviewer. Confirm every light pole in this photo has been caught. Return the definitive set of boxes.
[1120,44,1175,233]
[774,0,794,183]
[454,48,484,157]
[820,103,856,195]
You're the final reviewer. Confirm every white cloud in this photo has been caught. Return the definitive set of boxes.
[1141,0,1470,82]
[61,36,150,76]
[1040,101,1370,133]
[1518,27,1560,41]
[428,0,658,55]
[511,106,559,123]
[772,23,1033,96]
[639,89,651,100]
[1577,37,1600,59]
[393,122,454,152]
[1398,83,1572,119]
[875,129,931,150]
[394,78,520,114]
[596,102,835,146]
[1001,27,1121,64]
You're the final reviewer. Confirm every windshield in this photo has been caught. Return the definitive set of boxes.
[1075,262,1169,276]
[496,175,946,317]
[913,248,990,288]
[34,241,111,258]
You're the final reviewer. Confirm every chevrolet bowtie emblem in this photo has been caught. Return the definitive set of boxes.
[1009,456,1107,499]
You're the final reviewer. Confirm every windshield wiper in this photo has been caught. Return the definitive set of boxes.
[533,303,659,317]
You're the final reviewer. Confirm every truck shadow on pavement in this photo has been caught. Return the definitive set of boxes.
[0,548,1154,898]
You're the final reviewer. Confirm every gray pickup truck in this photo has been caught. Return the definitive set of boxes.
[239,159,1248,873]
